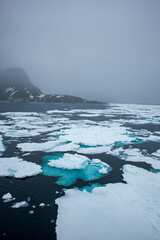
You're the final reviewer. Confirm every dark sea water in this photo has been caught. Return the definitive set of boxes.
[0,102,160,240]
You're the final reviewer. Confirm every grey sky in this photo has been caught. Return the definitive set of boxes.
[0,0,160,104]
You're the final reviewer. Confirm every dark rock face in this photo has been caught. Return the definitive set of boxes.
[0,68,102,103]
[0,68,41,101]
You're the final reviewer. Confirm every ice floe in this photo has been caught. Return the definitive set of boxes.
[12,201,29,208]
[39,203,45,207]
[0,157,42,178]
[41,153,111,186]
[56,165,160,240]
[107,147,160,169]
[17,140,78,152]
[58,123,132,147]
[2,193,15,203]
[48,153,89,169]
[29,210,34,214]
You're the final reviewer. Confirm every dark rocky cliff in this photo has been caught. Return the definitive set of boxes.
[0,68,102,103]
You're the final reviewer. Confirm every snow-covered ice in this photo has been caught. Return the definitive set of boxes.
[0,157,42,178]
[48,153,90,169]
[2,193,15,203]
[107,147,160,169]
[58,123,132,146]
[56,165,160,240]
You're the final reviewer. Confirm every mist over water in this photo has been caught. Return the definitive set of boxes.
[0,0,160,104]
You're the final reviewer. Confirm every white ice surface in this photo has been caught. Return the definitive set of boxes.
[107,147,160,169]
[58,122,132,146]
[48,153,90,169]
[79,114,100,117]
[0,136,5,155]
[2,193,15,202]
[48,154,110,171]
[12,201,29,208]
[29,210,34,214]
[39,203,45,207]
[0,157,42,178]
[56,165,160,240]
[17,140,73,152]
[2,193,12,200]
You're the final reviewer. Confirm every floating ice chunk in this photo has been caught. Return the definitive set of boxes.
[17,140,68,152]
[109,147,160,169]
[0,157,42,178]
[2,193,15,202]
[56,165,160,240]
[12,201,29,208]
[2,192,12,200]
[48,154,89,170]
[0,136,5,155]
[77,145,112,154]
[1,128,40,138]
[29,210,34,214]
[39,203,45,207]
[41,153,111,186]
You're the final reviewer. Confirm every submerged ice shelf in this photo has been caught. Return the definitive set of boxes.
[41,153,111,186]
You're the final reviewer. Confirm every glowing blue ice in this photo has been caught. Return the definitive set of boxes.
[41,153,112,186]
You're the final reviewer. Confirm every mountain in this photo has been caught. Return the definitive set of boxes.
[0,68,102,103]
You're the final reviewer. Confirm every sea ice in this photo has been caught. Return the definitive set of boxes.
[2,193,15,203]
[58,123,132,146]
[48,153,89,169]
[39,203,45,207]
[107,147,160,169]
[17,140,78,152]
[56,165,160,240]
[0,136,5,155]
[41,153,111,186]
[29,210,34,214]
[12,201,29,208]
[0,157,42,178]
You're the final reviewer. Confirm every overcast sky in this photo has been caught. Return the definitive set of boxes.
[0,0,160,104]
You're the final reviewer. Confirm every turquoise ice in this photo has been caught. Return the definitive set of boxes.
[41,153,112,186]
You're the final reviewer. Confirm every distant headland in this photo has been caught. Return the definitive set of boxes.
[0,68,103,104]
